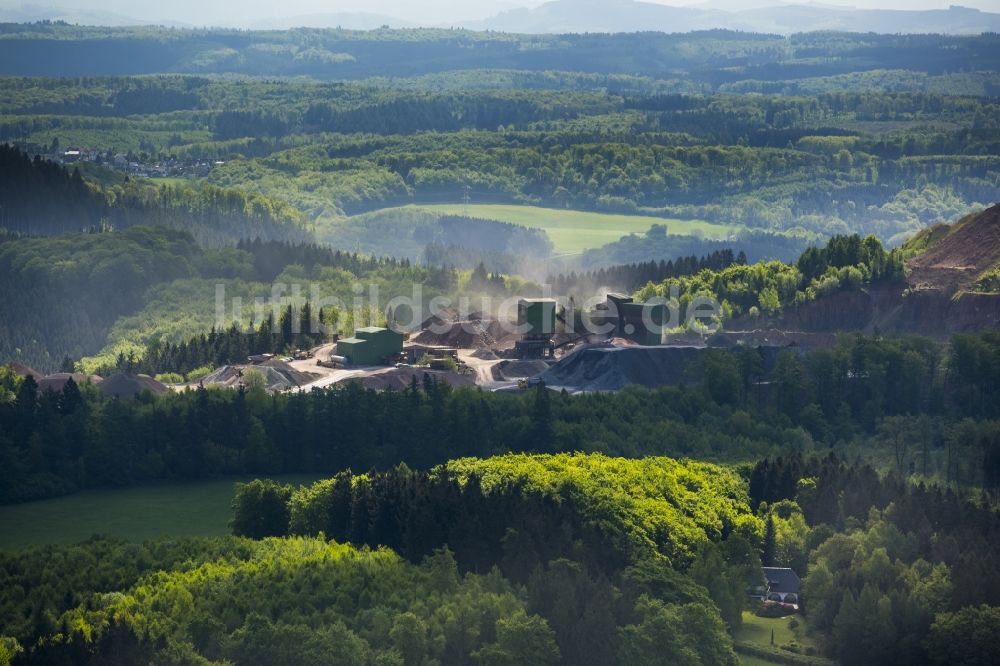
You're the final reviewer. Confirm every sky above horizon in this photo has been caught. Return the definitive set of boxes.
[2,0,999,27]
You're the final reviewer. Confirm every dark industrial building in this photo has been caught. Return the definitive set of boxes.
[335,326,404,366]
[604,293,667,346]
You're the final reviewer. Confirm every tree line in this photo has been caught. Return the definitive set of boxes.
[548,248,746,294]
[636,232,905,323]
[1,26,997,85]
[3,331,1000,504]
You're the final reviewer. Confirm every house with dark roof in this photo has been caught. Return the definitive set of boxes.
[762,567,801,606]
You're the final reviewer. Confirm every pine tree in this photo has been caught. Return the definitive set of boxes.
[762,513,776,567]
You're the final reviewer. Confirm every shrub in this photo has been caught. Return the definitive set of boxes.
[186,364,215,381]
[155,372,184,384]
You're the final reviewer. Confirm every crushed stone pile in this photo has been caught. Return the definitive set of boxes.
[492,359,550,381]
[540,344,795,392]
[9,362,43,380]
[37,372,103,392]
[99,374,169,398]
[412,319,511,349]
[538,346,705,392]
[201,361,317,392]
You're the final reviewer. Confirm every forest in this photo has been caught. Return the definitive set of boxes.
[2,19,1000,666]
[2,446,1000,664]
[2,73,997,245]
[636,232,905,322]
[0,221,460,372]
[0,144,307,244]
[1,26,999,83]
[2,331,999,503]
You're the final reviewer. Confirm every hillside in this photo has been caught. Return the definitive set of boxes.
[0,144,308,246]
[905,204,1000,294]
[473,0,1000,36]
[0,230,438,372]
[4,21,1000,666]
[0,25,998,84]
[727,206,1000,336]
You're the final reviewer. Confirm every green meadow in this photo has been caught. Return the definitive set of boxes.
[0,475,322,549]
[735,611,825,665]
[405,203,732,254]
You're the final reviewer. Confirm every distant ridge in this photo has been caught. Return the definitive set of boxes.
[465,0,1000,35]
[0,3,188,27]
[247,12,416,30]
[3,0,998,34]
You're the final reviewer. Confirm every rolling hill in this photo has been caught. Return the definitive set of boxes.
[471,0,1000,35]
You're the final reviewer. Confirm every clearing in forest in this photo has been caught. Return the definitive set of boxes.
[401,203,733,254]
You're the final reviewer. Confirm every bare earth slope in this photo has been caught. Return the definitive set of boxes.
[726,205,1000,337]
[907,204,1000,293]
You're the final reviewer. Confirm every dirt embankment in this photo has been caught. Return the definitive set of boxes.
[729,289,879,333]
[875,290,1000,334]
[907,204,1000,293]
[745,283,1000,337]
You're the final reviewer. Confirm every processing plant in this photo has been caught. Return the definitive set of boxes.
[334,326,405,366]
[514,298,557,359]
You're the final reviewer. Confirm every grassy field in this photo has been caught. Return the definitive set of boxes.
[0,475,322,549]
[736,610,822,663]
[407,203,733,254]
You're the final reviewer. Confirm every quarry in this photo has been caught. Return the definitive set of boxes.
[152,295,809,395]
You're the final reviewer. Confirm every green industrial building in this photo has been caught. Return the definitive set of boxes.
[518,298,556,336]
[515,298,557,358]
[336,326,404,366]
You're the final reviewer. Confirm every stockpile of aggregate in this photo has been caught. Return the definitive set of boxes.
[538,346,705,392]
[492,359,551,381]
[200,361,316,392]
[37,372,103,392]
[99,373,169,398]
[412,319,512,349]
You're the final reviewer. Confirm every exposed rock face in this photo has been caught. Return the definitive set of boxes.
[746,285,1000,338]
[765,290,876,333]
[907,204,1000,294]
[728,205,1000,338]
[878,291,1000,335]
